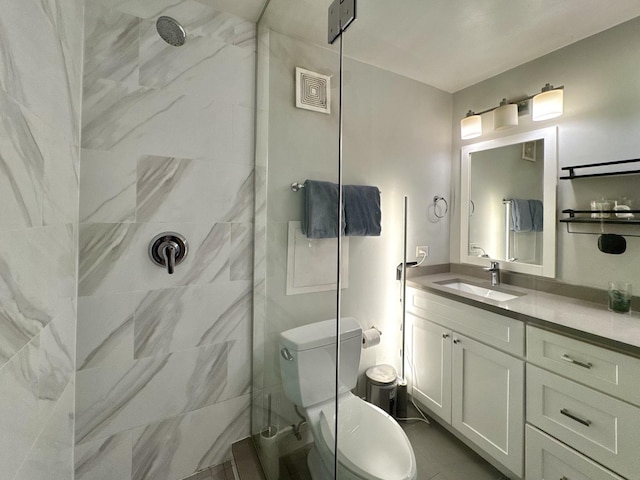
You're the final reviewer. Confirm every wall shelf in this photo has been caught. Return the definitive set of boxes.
[560,210,640,236]
[560,158,640,179]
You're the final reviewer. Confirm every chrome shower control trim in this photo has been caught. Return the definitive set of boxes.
[149,232,188,274]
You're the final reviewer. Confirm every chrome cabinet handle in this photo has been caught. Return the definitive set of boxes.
[442,333,450,339]
[561,354,593,370]
[560,408,592,427]
[453,338,460,344]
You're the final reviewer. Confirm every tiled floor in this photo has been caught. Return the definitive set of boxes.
[182,462,235,480]
[278,403,508,480]
[400,405,507,480]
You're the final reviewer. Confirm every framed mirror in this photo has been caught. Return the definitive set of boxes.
[460,127,557,277]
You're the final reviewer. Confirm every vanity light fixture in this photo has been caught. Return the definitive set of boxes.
[460,110,482,139]
[532,83,564,121]
[493,98,518,130]
[460,83,564,139]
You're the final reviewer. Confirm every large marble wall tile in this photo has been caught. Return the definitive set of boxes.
[139,27,255,106]
[43,133,81,225]
[79,223,138,297]
[77,293,135,371]
[134,281,251,358]
[0,337,41,478]
[38,300,76,423]
[193,0,265,23]
[230,223,253,281]
[232,105,256,166]
[45,0,85,140]
[0,225,75,367]
[137,156,254,223]
[82,78,233,160]
[140,0,255,43]
[80,149,136,223]
[222,169,254,223]
[0,91,45,228]
[88,0,182,19]
[75,340,242,444]
[0,0,80,142]
[13,380,75,480]
[132,221,230,291]
[84,2,140,88]
[75,431,132,480]
[131,394,250,480]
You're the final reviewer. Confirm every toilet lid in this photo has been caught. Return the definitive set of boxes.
[319,396,416,480]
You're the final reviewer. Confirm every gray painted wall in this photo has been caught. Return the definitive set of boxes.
[254,28,452,429]
[451,16,640,290]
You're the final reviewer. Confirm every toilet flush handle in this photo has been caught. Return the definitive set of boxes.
[281,348,294,361]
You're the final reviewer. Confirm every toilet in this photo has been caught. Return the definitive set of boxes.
[279,318,417,480]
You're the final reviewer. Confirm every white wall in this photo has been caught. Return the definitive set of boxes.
[451,16,640,290]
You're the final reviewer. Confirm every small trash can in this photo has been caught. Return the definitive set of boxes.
[365,364,397,415]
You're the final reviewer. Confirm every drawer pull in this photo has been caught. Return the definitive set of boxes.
[561,354,593,370]
[560,408,592,427]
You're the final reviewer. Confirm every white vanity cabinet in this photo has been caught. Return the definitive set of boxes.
[526,326,640,480]
[407,288,525,477]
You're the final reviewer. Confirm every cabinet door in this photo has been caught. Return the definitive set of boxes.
[409,313,452,423]
[452,334,524,477]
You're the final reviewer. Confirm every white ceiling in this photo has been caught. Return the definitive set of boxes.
[260,0,640,93]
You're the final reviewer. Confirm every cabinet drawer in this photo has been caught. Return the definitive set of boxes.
[527,364,640,480]
[527,326,640,407]
[526,425,624,480]
[407,288,524,356]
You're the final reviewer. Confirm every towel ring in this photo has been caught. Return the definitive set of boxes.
[433,196,448,218]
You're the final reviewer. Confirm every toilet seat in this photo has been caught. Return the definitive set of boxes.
[317,395,416,480]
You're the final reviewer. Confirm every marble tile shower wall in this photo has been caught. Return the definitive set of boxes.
[75,1,256,479]
[0,0,83,479]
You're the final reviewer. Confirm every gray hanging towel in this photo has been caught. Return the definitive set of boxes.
[301,180,345,238]
[344,184,381,236]
[530,199,544,231]
[510,198,533,232]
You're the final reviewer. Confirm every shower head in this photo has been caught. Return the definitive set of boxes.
[156,16,186,47]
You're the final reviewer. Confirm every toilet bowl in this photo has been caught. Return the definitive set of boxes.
[308,393,416,479]
[279,318,417,480]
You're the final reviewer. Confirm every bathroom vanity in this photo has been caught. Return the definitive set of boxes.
[406,273,640,480]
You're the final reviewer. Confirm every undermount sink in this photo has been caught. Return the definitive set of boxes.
[436,280,524,302]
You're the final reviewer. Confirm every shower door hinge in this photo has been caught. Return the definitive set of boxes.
[328,0,356,44]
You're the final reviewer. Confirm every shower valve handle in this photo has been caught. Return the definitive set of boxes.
[149,232,188,275]
[161,242,177,274]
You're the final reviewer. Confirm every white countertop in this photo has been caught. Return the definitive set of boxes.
[408,273,640,354]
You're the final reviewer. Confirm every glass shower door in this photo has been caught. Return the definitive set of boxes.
[252,1,344,478]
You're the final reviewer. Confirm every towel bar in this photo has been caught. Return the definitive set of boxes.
[291,181,381,193]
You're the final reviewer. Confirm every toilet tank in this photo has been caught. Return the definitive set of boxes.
[279,318,362,407]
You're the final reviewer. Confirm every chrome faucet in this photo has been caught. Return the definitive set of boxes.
[483,261,500,286]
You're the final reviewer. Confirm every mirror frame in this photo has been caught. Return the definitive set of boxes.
[460,126,557,278]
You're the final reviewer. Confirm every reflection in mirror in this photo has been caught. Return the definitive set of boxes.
[469,140,544,265]
[460,127,557,278]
